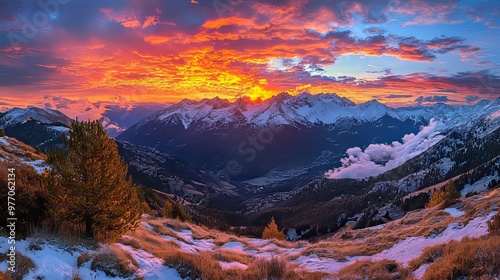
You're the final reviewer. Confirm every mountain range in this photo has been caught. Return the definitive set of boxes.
[2,93,500,236]
[0,107,71,151]
[117,93,500,182]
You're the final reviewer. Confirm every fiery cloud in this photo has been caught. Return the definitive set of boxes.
[0,0,498,108]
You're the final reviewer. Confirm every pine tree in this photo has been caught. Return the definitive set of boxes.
[0,128,5,137]
[43,120,142,242]
[262,217,285,240]
[426,181,461,208]
[163,200,173,218]
[172,203,190,222]
[141,201,152,215]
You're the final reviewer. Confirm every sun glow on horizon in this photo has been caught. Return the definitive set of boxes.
[0,0,498,109]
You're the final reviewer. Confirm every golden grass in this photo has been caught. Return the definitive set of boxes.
[301,190,500,262]
[211,249,255,265]
[164,250,226,279]
[272,239,308,250]
[163,251,326,280]
[90,246,139,278]
[160,219,191,231]
[213,232,253,249]
[462,189,500,223]
[407,244,446,271]
[113,191,499,279]
[0,252,36,280]
[77,252,92,267]
[122,216,326,279]
[147,220,191,243]
[300,207,454,260]
[422,236,500,280]
[248,257,328,280]
[119,226,180,260]
[0,137,45,163]
[0,272,13,280]
[337,259,413,280]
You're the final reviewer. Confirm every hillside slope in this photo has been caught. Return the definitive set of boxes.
[1,188,498,279]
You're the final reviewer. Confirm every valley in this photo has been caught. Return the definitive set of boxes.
[1,94,500,279]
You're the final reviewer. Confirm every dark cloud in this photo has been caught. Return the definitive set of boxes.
[435,89,458,93]
[0,49,69,87]
[385,94,414,99]
[414,95,449,104]
[367,68,393,75]
[465,95,479,103]
[364,27,385,34]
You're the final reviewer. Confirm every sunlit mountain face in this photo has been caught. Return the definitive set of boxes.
[0,0,499,112]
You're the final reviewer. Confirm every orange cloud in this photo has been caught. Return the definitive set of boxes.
[202,17,256,29]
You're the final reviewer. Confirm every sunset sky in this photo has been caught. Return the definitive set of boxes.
[0,0,499,111]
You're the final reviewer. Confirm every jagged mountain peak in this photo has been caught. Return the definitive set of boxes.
[358,99,386,108]
[201,96,232,109]
[0,107,72,128]
[126,94,500,131]
[271,92,293,101]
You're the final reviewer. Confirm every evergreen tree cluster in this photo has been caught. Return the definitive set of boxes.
[163,200,190,222]
[426,181,461,208]
[488,179,499,190]
[401,192,430,211]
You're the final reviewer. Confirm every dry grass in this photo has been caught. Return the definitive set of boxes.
[0,272,13,280]
[0,137,45,163]
[247,257,327,280]
[273,239,308,250]
[161,218,192,231]
[90,245,139,278]
[77,252,92,267]
[301,207,454,260]
[71,268,83,280]
[301,191,500,262]
[462,189,500,223]
[190,224,214,240]
[423,236,500,280]
[163,251,326,280]
[407,244,446,271]
[29,229,99,251]
[0,252,36,280]
[119,226,180,260]
[211,249,255,265]
[114,192,499,280]
[164,251,225,279]
[212,232,252,249]
[337,259,413,280]
[248,257,289,279]
[147,220,191,243]
[128,217,325,279]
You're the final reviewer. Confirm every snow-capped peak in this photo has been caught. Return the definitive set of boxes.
[143,93,500,130]
[0,107,72,128]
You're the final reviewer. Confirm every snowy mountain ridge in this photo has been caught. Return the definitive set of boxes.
[138,93,500,129]
[0,106,71,128]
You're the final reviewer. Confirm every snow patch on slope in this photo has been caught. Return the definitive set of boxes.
[461,174,499,197]
[293,211,496,274]
[115,244,182,280]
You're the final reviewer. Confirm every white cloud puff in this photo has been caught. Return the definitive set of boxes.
[325,118,448,179]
